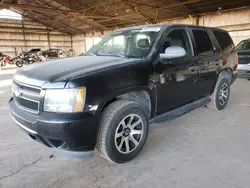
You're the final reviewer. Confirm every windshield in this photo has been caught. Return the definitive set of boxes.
[236,41,250,51]
[86,27,161,58]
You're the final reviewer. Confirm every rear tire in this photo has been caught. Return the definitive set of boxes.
[96,100,149,163]
[207,75,230,111]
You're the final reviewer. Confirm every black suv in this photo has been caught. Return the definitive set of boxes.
[9,24,238,163]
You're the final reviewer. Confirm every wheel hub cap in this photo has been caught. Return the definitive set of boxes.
[123,128,131,137]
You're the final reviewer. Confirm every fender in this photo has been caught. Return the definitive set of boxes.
[96,85,157,119]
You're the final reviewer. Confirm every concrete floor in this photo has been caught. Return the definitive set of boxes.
[0,78,250,188]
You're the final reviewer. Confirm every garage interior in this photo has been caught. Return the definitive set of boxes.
[1,0,250,187]
[0,0,250,57]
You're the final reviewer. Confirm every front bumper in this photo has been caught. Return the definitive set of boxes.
[9,97,99,157]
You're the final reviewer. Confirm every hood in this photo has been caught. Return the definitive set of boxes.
[14,56,135,87]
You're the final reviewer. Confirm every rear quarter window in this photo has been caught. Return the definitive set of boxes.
[212,30,234,53]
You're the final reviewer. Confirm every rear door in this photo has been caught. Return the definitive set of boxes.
[188,28,220,97]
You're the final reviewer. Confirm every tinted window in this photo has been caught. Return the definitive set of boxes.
[161,29,193,57]
[192,30,214,56]
[213,30,233,53]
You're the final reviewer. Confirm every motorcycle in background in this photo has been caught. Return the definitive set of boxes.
[1,55,23,67]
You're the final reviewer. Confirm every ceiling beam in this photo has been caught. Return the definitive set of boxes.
[3,0,202,20]
[122,0,156,24]
[2,3,113,19]
[25,0,84,33]
[2,0,204,31]
[0,25,51,31]
[45,0,109,30]
[89,0,203,23]
[124,1,188,15]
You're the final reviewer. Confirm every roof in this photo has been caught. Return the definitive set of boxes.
[113,23,230,33]
[1,0,250,35]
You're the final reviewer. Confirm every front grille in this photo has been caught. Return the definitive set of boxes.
[12,81,41,113]
[15,96,39,111]
[14,81,41,93]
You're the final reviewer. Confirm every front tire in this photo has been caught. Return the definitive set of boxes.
[96,100,149,163]
[207,75,230,111]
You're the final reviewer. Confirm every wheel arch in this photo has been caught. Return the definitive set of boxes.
[217,68,233,82]
[97,86,156,119]
[211,68,233,94]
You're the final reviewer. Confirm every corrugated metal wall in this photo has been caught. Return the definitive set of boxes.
[0,18,72,57]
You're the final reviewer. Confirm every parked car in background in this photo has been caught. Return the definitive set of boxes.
[236,39,250,78]
[20,48,41,58]
[9,24,237,163]
[39,49,67,61]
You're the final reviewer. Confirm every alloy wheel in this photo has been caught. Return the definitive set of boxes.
[219,83,229,105]
[114,114,144,154]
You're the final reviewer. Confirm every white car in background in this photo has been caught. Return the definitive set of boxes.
[236,39,250,78]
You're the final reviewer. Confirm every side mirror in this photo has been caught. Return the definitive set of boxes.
[159,46,186,63]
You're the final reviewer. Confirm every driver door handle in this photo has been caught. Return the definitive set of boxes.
[188,66,199,72]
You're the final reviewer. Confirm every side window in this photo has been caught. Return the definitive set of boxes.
[236,41,244,50]
[236,41,250,51]
[161,29,193,57]
[213,30,234,53]
[192,30,214,56]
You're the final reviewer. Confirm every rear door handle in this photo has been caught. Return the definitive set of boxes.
[189,66,199,72]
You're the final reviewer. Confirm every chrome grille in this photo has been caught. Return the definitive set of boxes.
[12,81,41,113]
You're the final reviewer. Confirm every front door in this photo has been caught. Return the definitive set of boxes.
[154,28,199,115]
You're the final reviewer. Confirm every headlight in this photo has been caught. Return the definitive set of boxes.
[44,88,86,113]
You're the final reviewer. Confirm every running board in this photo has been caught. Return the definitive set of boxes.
[150,97,211,125]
